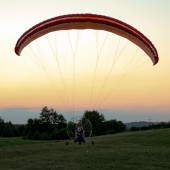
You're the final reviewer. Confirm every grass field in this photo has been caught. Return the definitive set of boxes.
[0,128,170,170]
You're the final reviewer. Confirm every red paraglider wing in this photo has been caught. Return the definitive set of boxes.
[15,13,158,65]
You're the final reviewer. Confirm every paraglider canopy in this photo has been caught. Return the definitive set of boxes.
[15,13,158,65]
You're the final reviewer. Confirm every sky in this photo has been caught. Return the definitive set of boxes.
[0,0,170,124]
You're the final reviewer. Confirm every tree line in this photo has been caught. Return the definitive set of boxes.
[0,117,25,137]
[0,106,126,140]
[1,107,170,140]
[130,122,170,131]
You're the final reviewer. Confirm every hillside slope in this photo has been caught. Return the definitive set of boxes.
[0,128,170,170]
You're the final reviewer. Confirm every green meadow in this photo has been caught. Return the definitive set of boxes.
[0,128,170,170]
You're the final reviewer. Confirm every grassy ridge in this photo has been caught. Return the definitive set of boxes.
[0,128,170,170]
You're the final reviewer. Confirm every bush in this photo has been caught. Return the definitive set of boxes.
[32,131,41,140]
[1,122,15,137]
[49,129,59,140]
[40,132,49,140]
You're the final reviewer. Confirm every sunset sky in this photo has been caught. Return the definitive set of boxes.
[0,0,170,123]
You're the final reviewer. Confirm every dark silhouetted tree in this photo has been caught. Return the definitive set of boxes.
[0,117,5,136]
[24,106,67,140]
[2,121,15,137]
[83,110,105,136]
[105,119,126,134]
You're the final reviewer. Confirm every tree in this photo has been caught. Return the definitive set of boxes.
[24,107,67,140]
[83,110,106,136]
[39,106,66,134]
[105,119,126,134]
[0,117,5,136]
[2,121,15,137]
[40,106,66,126]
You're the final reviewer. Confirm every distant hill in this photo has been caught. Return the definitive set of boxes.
[125,121,159,129]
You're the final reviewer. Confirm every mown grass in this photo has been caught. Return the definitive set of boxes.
[0,128,170,170]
